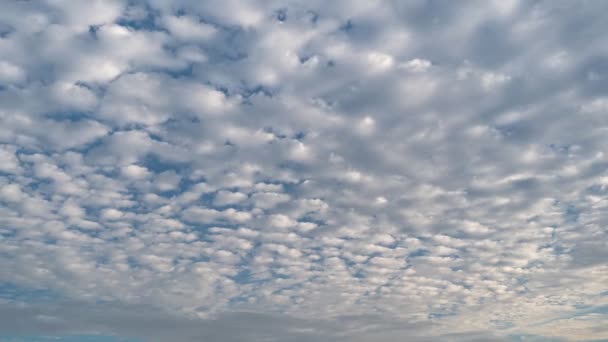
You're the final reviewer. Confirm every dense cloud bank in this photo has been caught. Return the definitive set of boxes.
[0,0,607,341]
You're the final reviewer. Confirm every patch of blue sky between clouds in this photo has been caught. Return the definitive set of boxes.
[0,283,57,303]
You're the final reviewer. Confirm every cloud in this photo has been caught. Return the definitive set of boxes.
[0,0,608,341]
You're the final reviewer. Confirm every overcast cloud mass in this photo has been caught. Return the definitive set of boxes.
[0,0,607,341]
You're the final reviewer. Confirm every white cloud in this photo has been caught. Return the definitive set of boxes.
[0,183,24,202]
[251,191,290,209]
[0,144,20,174]
[214,190,248,206]
[100,208,124,220]
[162,15,217,41]
[1,1,608,341]
[0,60,26,83]
[154,170,181,192]
[399,58,432,72]
[267,214,297,229]
[366,52,394,73]
[121,164,150,179]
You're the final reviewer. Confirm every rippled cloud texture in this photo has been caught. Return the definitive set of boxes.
[1,1,607,341]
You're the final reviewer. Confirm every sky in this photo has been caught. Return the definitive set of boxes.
[0,0,607,341]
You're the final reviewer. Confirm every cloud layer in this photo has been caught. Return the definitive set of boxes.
[0,0,607,341]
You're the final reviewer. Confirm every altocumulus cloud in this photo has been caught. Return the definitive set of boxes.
[0,1,607,341]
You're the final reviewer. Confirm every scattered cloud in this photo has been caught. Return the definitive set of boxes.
[0,0,607,341]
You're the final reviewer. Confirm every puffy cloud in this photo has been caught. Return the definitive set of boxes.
[213,190,248,206]
[251,191,290,209]
[121,164,150,180]
[161,15,217,42]
[1,1,608,342]
[100,208,124,221]
[0,144,20,174]
[0,60,26,84]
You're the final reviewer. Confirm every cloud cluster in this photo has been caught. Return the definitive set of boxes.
[1,0,607,341]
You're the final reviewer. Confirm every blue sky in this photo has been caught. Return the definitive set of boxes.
[0,0,607,341]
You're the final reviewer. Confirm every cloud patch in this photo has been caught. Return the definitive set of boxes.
[1,1,608,341]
